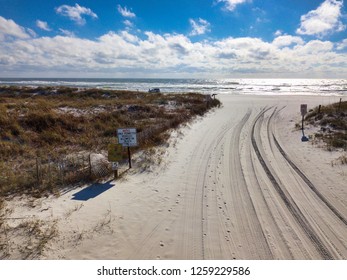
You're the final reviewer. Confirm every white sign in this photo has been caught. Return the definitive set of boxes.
[111,162,119,170]
[117,128,137,147]
[300,104,307,116]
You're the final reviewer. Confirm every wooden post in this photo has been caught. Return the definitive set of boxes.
[60,161,65,186]
[128,147,132,169]
[338,98,342,112]
[36,158,40,186]
[111,162,119,179]
[48,160,51,187]
[318,105,321,114]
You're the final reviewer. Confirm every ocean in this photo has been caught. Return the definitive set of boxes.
[0,78,346,96]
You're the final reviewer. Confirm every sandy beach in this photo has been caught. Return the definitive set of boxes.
[5,94,347,260]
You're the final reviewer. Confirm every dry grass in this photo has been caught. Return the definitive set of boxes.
[64,203,84,218]
[337,154,347,165]
[304,100,347,151]
[0,216,58,259]
[0,86,221,260]
[0,86,220,197]
[93,209,113,233]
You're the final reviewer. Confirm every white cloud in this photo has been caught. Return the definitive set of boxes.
[119,31,139,43]
[27,28,37,38]
[123,20,134,28]
[336,39,347,50]
[55,4,98,25]
[59,29,75,37]
[216,0,251,11]
[0,16,31,40]
[189,18,211,36]
[274,30,283,37]
[36,20,51,31]
[1,17,346,78]
[117,5,136,18]
[272,35,304,48]
[294,40,334,55]
[296,0,346,37]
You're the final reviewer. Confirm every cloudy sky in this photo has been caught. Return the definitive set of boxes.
[0,0,346,78]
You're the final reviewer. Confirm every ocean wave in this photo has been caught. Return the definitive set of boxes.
[0,78,346,96]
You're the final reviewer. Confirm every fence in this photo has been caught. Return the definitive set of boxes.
[0,153,112,194]
[0,115,192,194]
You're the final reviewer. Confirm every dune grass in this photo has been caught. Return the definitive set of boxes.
[0,86,220,259]
[305,100,347,152]
[0,86,221,196]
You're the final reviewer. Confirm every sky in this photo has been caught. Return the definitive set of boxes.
[0,0,346,78]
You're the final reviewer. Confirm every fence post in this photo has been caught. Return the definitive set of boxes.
[48,159,52,188]
[36,158,40,187]
[59,161,64,186]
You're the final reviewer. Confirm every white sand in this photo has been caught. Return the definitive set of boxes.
[5,95,347,260]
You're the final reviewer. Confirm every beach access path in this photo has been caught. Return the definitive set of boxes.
[8,94,347,260]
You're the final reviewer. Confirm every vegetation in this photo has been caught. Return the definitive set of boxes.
[304,99,347,152]
[0,85,220,259]
[0,86,221,196]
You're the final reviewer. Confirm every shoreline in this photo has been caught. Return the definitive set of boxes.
[1,78,346,96]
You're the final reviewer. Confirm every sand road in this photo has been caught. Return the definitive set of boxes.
[11,95,346,260]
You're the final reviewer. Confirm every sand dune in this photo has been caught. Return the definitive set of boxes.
[7,95,347,260]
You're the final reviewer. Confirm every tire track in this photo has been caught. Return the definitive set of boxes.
[272,135,347,226]
[226,109,273,259]
[201,116,244,259]
[243,111,297,259]
[247,149,297,259]
[177,133,208,259]
[202,109,274,259]
[251,108,334,260]
[179,118,238,259]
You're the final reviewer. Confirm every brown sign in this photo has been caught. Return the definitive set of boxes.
[108,143,123,162]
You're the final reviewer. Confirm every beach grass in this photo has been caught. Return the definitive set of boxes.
[0,86,220,254]
[305,100,347,152]
[0,86,220,196]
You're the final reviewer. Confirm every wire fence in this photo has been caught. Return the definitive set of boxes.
[0,114,195,194]
[0,153,112,194]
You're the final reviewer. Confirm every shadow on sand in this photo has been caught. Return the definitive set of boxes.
[72,180,115,201]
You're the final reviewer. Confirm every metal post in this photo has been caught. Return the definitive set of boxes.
[301,115,309,142]
[128,147,132,169]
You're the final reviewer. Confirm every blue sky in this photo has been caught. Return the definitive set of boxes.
[0,0,346,78]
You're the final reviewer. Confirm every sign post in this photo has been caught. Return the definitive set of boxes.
[117,128,138,169]
[300,104,309,142]
[127,147,132,169]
